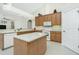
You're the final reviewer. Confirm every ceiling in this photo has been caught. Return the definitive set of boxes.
[0,3,79,20]
[12,3,46,15]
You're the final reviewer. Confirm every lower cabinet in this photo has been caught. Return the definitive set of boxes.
[0,34,4,49]
[50,31,61,43]
[14,36,47,55]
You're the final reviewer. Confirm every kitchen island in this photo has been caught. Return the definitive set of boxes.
[14,32,47,55]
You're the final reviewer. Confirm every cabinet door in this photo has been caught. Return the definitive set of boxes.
[55,32,61,43]
[35,16,44,26]
[35,17,40,26]
[0,34,4,49]
[40,16,44,26]
[38,36,47,54]
[51,13,61,25]
[51,14,56,25]
[28,40,38,55]
[44,15,48,21]
[50,31,55,41]
[55,13,61,25]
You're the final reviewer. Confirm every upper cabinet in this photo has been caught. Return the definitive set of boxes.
[51,13,61,25]
[55,12,61,25]
[35,12,61,26]
[35,16,44,26]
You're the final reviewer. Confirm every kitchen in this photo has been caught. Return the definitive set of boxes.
[0,3,79,55]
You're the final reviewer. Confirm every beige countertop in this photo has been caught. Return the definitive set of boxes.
[14,32,47,42]
[36,25,62,32]
[15,29,33,32]
[0,29,15,34]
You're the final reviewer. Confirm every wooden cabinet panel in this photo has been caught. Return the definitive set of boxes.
[44,15,52,21]
[55,13,61,25]
[48,15,52,21]
[35,12,61,26]
[50,32,55,41]
[44,15,48,21]
[55,32,61,43]
[27,40,38,55]
[35,16,44,26]
[51,14,56,25]
[14,36,47,55]
[51,12,61,25]
[38,37,47,55]
[0,34,4,49]
[35,17,40,26]
[50,31,61,43]
[14,39,27,55]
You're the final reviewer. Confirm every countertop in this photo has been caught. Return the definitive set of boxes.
[14,32,47,42]
[36,26,61,32]
[0,29,15,34]
[43,28,61,31]
[15,29,33,32]
[0,29,34,34]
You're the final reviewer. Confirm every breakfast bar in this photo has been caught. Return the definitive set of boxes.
[14,32,47,55]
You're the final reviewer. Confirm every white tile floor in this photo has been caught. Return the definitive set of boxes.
[0,41,77,55]
[45,41,77,55]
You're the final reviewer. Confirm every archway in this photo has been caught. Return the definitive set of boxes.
[27,20,32,29]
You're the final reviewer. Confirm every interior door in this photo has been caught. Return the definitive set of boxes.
[62,9,79,53]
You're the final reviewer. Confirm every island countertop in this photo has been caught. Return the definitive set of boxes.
[14,32,47,42]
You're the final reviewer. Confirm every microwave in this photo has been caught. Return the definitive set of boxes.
[43,21,52,27]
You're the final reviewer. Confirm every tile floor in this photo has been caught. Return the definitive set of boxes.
[0,41,77,55]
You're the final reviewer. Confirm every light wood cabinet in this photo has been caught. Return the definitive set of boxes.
[35,12,61,26]
[35,16,44,26]
[55,13,61,25]
[0,34,4,49]
[56,32,61,42]
[50,31,61,43]
[50,31,55,41]
[51,14,56,25]
[14,36,47,55]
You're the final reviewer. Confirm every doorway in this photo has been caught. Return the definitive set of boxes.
[27,20,32,29]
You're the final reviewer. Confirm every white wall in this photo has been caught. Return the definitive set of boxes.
[14,19,26,29]
[62,8,79,53]
[14,17,35,29]
[34,3,79,16]
[0,14,12,29]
